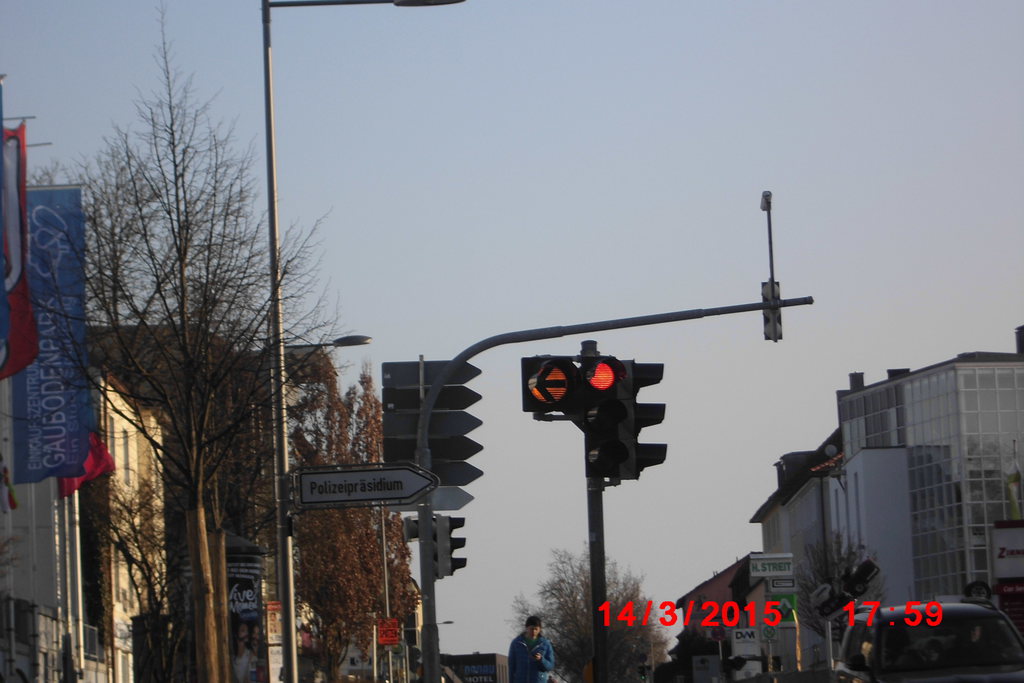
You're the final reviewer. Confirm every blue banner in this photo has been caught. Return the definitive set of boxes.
[13,187,93,484]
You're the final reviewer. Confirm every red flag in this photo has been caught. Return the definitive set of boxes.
[0,123,38,379]
[58,433,116,498]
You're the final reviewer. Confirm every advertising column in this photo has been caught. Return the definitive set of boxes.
[228,535,266,683]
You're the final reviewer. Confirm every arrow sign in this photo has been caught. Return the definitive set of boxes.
[381,361,481,389]
[431,461,483,487]
[390,486,474,512]
[293,463,438,510]
[383,385,481,412]
[382,435,483,463]
[383,411,482,439]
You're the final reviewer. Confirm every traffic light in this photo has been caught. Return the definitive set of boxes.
[623,361,667,479]
[522,352,666,481]
[434,515,467,578]
[637,664,649,680]
[521,356,581,415]
[842,559,880,598]
[402,517,420,543]
[579,356,630,479]
[762,280,782,342]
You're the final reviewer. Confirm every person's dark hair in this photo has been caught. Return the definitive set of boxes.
[526,615,542,628]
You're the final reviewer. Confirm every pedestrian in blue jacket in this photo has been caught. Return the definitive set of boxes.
[509,615,555,683]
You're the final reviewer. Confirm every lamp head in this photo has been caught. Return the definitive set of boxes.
[394,0,464,5]
[330,334,373,347]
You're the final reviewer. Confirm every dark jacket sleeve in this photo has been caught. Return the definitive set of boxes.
[508,638,519,679]
[538,638,555,672]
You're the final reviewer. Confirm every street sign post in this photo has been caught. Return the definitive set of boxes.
[292,462,438,510]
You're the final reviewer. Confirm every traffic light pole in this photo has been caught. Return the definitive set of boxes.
[414,295,812,681]
[587,476,609,683]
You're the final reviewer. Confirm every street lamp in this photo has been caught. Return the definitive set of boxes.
[261,2,462,683]
[284,335,374,353]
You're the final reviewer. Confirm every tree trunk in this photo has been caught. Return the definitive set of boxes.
[209,528,229,683]
[187,506,220,683]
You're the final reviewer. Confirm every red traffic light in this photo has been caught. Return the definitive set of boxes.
[584,358,625,391]
[527,359,576,405]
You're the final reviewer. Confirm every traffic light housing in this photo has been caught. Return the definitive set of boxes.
[522,352,666,481]
[522,356,580,414]
[762,280,782,342]
[434,515,467,578]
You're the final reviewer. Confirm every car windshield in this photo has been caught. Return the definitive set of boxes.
[880,614,1024,672]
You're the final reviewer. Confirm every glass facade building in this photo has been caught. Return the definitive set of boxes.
[838,354,1024,599]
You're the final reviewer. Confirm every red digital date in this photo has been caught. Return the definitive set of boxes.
[598,600,785,628]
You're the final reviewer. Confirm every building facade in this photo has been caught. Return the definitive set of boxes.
[834,337,1024,601]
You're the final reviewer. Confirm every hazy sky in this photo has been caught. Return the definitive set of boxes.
[4,0,1023,661]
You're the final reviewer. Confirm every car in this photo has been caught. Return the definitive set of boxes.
[834,599,1024,681]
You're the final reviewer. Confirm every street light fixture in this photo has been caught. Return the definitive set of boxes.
[284,334,374,353]
[261,2,462,682]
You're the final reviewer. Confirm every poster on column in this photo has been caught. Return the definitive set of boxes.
[229,556,267,682]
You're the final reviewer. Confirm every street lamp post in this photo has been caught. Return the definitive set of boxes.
[261,1,463,681]
[271,320,369,683]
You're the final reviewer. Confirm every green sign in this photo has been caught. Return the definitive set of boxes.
[770,594,797,623]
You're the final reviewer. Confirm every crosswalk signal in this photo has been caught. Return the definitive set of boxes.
[433,515,467,578]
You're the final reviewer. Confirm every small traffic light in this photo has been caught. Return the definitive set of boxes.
[762,280,782,342]
[637,664,649,680]
[842,559,880,598]
[402,517,420,542]
[522,356,580,414]
[434,515,467,578]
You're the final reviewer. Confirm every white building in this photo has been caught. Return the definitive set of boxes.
[833,328,1024,603]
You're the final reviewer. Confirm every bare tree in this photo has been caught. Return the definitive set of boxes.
[291,361,417,678]
[513,548,669,683]
[796,532,886,640]
[77,24,328,681]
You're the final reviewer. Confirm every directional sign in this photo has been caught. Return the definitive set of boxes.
[382,435,483,463]
[390,486,474,512]
[383,385,481,412]
[383,411,482,439]
[293,463,438,510]
[381,359,484,474]
[431,461,483,487]
[382,361,481,389]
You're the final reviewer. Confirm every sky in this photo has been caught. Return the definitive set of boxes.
[4,0,1024,663]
